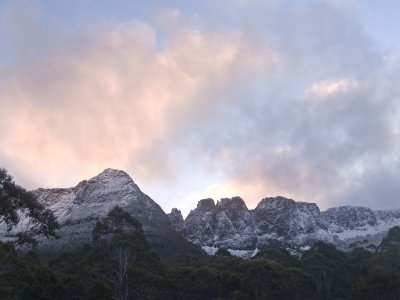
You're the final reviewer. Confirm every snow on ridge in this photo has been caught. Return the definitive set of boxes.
[9,169,400,258]
[329,218,400,240]
[7,168,173,253]
[227,249,254,259]
[32,168,142,222]
[174,196,400,257]
[202,246,219,255]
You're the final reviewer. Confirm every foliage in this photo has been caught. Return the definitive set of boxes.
[214,247,232,257]
[2,213,400,300]
[377,226,400,252]
[253,247,299,267]
[0,168,58,247]
[1,227,400,299]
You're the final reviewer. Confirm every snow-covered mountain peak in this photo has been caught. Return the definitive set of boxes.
[256,196,296,210]
[96,168,133,179]
[31,169,145,226]
[217,197,248,211]
[21,168,199,258]
[85,168,138,191]
[170,208,182,214]
[73,168,139,206]
[196,198,215,211]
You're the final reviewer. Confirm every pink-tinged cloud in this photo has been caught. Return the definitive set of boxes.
[2,1,400,213]
[0,16,277,189]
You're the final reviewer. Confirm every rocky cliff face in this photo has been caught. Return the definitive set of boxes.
[182,197,258,250]
[254,197,320,248]
[30,169,203,261]
[170,196,400,256]
[318,206,378,231]
[168,208,184,232]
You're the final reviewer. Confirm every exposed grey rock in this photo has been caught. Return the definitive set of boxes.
[255,197,320,248]
[183,198,217,247]
[375,209,400,222]
[319,206,377,232]
[183,197,256,249]
[169,195,400,256]
[168,208,184,232]
[213,197,257,249]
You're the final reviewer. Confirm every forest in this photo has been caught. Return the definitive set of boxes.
[1,168,400,300]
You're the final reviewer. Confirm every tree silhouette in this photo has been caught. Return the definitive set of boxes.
[0,168,58,247]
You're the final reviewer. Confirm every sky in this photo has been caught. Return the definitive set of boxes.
[1,0,400,216]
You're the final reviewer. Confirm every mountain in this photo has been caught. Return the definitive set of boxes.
[169,196,400,257]
[31,169,204,262]
[3,168,399,260]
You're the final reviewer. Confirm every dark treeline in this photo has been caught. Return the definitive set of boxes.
[1,168,400,300]
[2,223,400,300]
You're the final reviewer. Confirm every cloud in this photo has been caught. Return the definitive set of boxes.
[0,4,276,189]
[1,0,400,212]
[171,0,400,210]
[305,79,359,100]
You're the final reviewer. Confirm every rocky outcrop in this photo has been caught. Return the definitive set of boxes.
[319,206,377,231]
[183,197,257,250]
[168,208,184,232]
[170,196,400,255]
[255,197,320,248]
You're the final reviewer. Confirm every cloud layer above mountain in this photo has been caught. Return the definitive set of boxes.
[1,1,400,211]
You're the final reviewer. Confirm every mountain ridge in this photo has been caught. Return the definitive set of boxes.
[169,195,400,256]
[2,168,399,260]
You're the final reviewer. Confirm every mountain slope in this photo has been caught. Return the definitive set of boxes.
[32,169,204,262]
